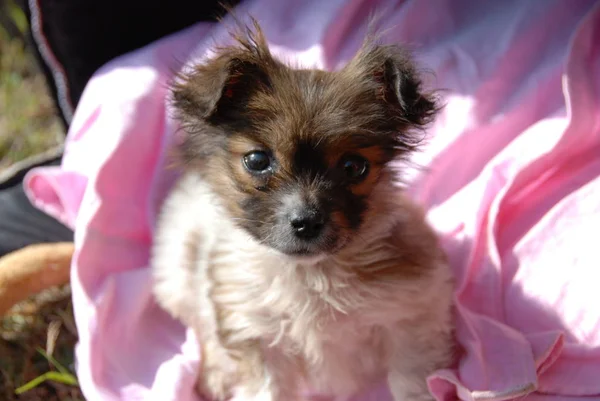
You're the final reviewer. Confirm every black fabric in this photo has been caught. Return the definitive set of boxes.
[18,0,240,128]
[0,0,242,257]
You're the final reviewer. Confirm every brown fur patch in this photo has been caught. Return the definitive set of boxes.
[183,229,201,272]
[323,143,388,197]
[171,18,439,256]
[360,195,444,282]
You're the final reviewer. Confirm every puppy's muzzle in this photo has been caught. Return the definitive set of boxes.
[288,207,326,240]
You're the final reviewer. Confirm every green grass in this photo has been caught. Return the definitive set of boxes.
[0,4,82,400]
[15,347,78,395]
[0,15,63,170]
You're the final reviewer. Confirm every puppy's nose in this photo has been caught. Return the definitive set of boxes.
[289,209,325,240]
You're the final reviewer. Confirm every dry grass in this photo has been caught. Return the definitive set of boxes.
[0,287,82,401]
[0,5,82,400]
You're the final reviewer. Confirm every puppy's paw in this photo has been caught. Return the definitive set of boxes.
[388,383,435,401]
[196,368,238,401]
[388,372,436,401]
[236,385,276,401]
[392,395,435,401]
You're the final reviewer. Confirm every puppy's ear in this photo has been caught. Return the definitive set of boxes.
[172,23,274,128]
[169,22,276,166]
[347,43,438,127]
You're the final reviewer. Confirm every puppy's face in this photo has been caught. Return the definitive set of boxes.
[172,25,437,258]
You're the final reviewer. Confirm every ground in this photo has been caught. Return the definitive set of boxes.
[0,4,83,400]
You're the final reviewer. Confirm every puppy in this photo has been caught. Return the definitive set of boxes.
[152,20,454,401]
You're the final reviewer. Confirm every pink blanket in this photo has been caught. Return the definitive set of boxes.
[24,1,600,400]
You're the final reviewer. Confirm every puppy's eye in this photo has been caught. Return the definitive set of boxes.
[340,155,370,181]
[243,151,271,173]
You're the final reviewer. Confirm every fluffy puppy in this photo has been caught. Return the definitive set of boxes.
[152,21,454,401]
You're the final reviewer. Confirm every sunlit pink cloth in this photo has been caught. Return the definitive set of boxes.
[23,0,600,400]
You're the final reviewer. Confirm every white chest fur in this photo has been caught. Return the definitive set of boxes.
[151,173,454,401]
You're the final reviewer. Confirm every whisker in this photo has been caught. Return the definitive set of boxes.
[230,217,268,225]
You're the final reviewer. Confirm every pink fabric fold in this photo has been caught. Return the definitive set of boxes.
[23,1,600,400]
